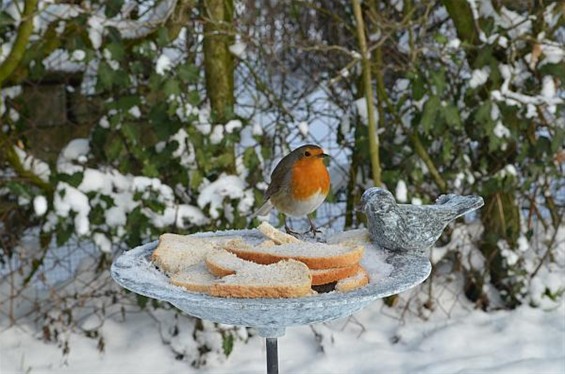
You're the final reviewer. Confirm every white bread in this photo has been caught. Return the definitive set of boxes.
[172,250,312,298]
[151,233,233,274]
[205,248,247,277]
[257,239,277,248]
[335,266,369,292]
[327,228,370,246]
[223,238,364,270]
[170,262,218,293]
[206,248,361,286]
[209,259,312,298]
[310,264,360,286]
[257,222,300,244]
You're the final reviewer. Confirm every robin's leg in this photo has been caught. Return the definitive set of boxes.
[307,214,322,235]
[284,216,300,236]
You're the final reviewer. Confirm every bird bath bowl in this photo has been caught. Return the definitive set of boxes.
[111,229,431,373]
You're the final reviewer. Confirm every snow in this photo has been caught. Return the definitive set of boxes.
[128,106,142,118]
[156,54,172,75]
[395,180,407,203]
[1,295,563,373]
[72,49,86,61]
[298,121,309,137]
[229,42,247,58]
[493,122,511,138]
[13,146,51,182]
[54,182,91,236]
[210,125,225,144]
[354,97,378,125]
[33,195,48,216]
[87,15,104,50]
[225,120,243,134]
[469,67,490,89]
[197,174,247,219]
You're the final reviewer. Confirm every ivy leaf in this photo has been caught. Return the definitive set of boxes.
[539,64,565,83]
[163,79,181,97]
[189,170,204,191]
[6,181,33,199]
[178,64,200,84]
[142,161,159,177]
[121,123,140,145]
[430,68,446,96]
[106,42,125,61]
[105,0,124,18]
[412,74,426,101]
[0,10,16,27]
[97,62,114,89]
[56,223,74,246]
[59,172,84,188]
[443,104,462,129]
[136,295,148,309]
[105,137,124,160]
[222,333,234,356]
[420,96,441,133]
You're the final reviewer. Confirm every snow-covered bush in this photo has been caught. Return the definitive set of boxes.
[359,1,565,309]
[1,0,262,364]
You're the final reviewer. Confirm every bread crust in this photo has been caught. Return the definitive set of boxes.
[311,264,360,286]
[223,240,364,270]
[335,266,370,292]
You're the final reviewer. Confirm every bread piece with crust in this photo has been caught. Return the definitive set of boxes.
[257,222,301,244]
[223,238,364,270]
[206,248,361,285]
[335,266,370,292]
[152,233,233,274]
[209,259,312,298]
[171,251,312,298]
[169,262,218,293]
[310,264,360,286]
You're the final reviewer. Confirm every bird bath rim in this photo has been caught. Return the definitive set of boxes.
[110,229,432,337]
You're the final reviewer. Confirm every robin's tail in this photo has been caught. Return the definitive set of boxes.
[250,200,273,219]
[435,194,484,220]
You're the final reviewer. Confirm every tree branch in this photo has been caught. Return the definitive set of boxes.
[0,0,39,88]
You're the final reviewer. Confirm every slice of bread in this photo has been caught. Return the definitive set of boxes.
[205,248,246,277]
[257,222,300,244]
[223,238,364,270]
[335,266,369,292]
[170,262,218,293]
[209,259,312,298]
[310,264,360,286]
[206,248,361,286]
[327,228,370,246]
[152,233,232,274]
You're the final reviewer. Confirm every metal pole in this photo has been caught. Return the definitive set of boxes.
[266,337,279,374]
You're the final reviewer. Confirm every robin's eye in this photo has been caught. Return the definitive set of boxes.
[305,151,311,157]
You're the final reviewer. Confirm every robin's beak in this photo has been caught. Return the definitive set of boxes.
[318,153,330,159]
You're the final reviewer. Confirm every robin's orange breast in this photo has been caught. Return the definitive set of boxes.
[290,158,330,200]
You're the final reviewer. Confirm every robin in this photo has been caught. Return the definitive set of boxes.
[252,144,331,234]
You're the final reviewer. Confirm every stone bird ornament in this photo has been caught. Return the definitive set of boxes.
[360,188,484,254]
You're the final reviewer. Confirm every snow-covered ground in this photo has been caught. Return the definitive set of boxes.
[2,289,564,374]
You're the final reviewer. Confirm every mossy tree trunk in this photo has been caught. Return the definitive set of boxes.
[202,0,235,123]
